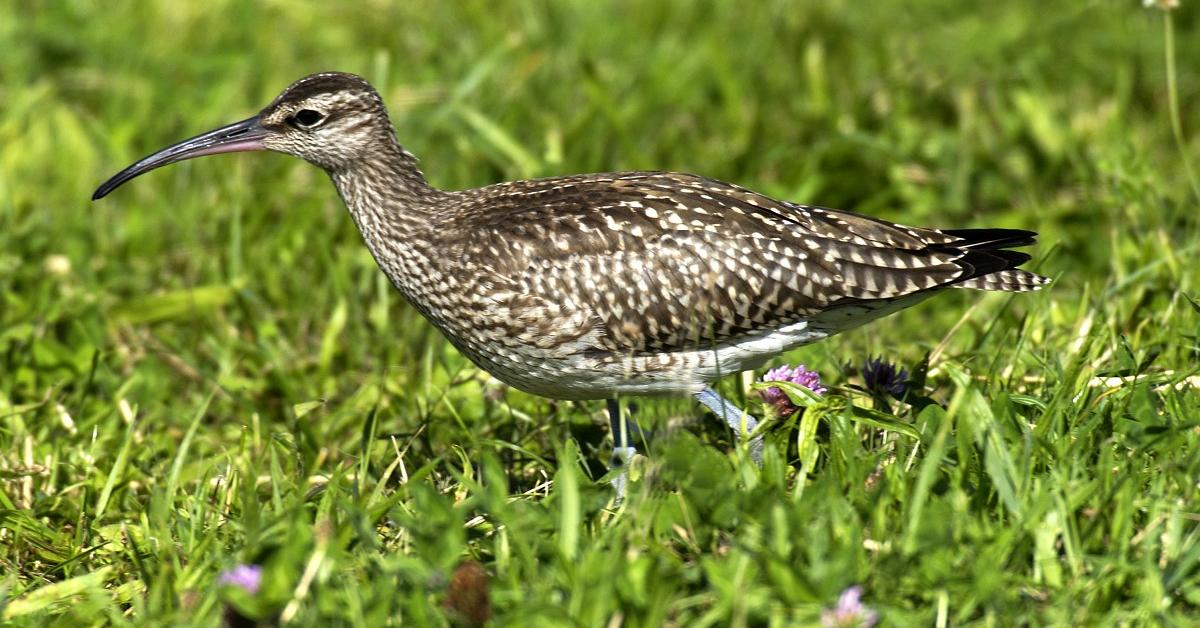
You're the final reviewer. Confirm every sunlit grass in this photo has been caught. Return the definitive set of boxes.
[2,1,1199,625]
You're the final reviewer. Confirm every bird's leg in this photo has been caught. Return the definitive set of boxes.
[607,398,639,502]
[694,387,764,464]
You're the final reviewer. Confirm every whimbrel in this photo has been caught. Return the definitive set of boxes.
[93,72,1047,493]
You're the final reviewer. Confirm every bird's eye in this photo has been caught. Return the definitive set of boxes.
[291,109,325,128]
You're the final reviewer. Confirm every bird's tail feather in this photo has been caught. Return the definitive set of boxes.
[934,228,1048,292]
[953,268,1049,292]
[939,228,1038,250]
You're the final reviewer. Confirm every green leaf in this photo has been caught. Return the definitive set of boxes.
[1184,293,1200,315]
[904,405,952,554]
[94,408,137,522]
[318,298,348,372]
[455,105,541,178]
[110,282,242,324]
[292,399,326,419]
[555,442,581,561]
[1034,511,1064,587]
[165,388,217,502]
[847,405,921,440]
[2,567,113,619]
[750,380,825,415]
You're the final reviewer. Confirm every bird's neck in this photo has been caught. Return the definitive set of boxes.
[327,142,454,311]
[328,142,446,237]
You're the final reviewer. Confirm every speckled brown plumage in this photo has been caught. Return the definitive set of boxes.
[325,126,1047,400]
[93,71,1048,409]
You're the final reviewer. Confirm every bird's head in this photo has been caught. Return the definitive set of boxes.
[93,72,394,200]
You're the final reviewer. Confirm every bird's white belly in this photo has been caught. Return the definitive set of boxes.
[481,319,833,400]
[454,294,934,401]
[704,319,832,374]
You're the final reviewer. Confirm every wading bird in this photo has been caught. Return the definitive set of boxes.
[93,72,1047,496]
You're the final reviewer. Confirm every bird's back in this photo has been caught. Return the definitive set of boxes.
[392,171,1046,398]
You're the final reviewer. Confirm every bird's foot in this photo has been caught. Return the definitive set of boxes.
[608,445,638,503]
[606,389,762,503]
[607,399,644,505]
[694,387,764,465]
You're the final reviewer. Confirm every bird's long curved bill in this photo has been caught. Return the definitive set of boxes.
[92,116,267,200]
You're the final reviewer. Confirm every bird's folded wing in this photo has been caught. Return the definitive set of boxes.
[452,171,1036,355]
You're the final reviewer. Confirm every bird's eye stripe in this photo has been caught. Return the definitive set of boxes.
[293,109,324,127]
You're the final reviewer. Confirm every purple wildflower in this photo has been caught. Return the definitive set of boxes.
[821,586,878,628]
[218,564,262,595]
[861,357,908,398]
[759,364,826,416]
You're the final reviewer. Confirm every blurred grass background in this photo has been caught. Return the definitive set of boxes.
[2,0,1199,625]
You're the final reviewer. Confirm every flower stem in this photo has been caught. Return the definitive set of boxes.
[1163,11,1200,206]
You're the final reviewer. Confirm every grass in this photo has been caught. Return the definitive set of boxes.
[2,0,1199,624]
